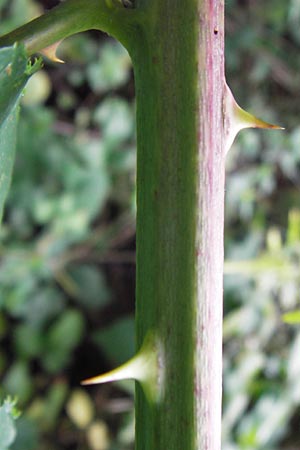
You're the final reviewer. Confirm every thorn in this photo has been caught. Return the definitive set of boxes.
[40,41,64,63]
[81,331,164,404]
[81,355,143,386]
[224,83,284,154]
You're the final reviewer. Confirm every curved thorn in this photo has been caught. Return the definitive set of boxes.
[40,41,64,63]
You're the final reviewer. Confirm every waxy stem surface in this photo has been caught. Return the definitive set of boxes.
[131,1,225,450]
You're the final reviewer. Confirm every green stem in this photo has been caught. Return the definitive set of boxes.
[1,0,225,448]
[0,0,141,54]
[132,1,225,449]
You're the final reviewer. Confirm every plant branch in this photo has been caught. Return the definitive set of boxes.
[0,0,141,55]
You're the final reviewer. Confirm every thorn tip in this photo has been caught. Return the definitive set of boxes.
[40,41,64,63]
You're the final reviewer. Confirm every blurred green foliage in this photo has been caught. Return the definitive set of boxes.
[0,1,136,448]
[0,0,300,449]
[224,2,300,449]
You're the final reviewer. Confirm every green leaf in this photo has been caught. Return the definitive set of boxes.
[43,309,85,373]
[93,316,135,365]
[87,41,131,93]
[0,407,16,449]
[10,418,39,450]
[287,209,300,245]
[68,265,111,309]
[0,108,18,223]
[0,43,42,222]
[93,97,134,143]
[0,398,20,449]
[3,362,33,403]
[282,310,300,324]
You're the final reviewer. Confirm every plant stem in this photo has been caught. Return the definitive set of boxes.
[0,0,140,54]
[0,0,226,447]
[132,0,225,449]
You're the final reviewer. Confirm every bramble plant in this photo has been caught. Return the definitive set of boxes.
[0,1,283,449]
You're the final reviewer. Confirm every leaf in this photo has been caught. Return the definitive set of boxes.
[87,41,131,93]
[92,316,135,364]
[0,43,42,222]
[0,398,20,449]
[282,310,300,324]
[43,309,85,373]
[0,108,18,222]
[67,265,111,309]
[287,209,300,245]
[0,44,41,124]
[0,407,16,449]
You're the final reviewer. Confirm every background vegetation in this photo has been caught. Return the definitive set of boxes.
[0,0,300,449]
